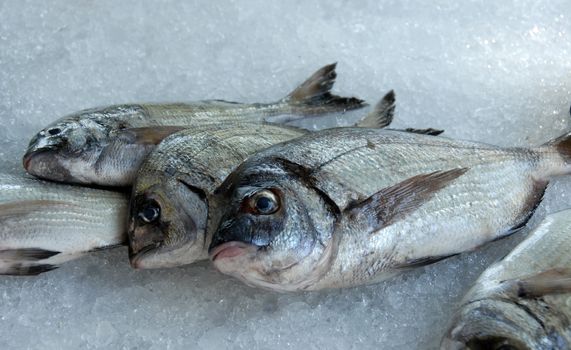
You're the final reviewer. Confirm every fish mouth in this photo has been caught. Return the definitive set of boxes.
[129,243,160,269]
[23,147,54,172]
[22,147,74,184]
[209,241,253,261]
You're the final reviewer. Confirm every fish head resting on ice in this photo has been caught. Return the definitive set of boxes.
[128,172,209,269]
[209,158,338,291]
[441,296,544,350]
[23,105,148,185]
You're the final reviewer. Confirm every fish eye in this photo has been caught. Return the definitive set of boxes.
[138,201,160,224]
[248,189,279,215]
[467,337,523,350]
[47,127,62,136]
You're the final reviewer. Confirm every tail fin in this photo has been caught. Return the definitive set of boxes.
[544,132,571,164]
[0,248,61,276]
[283,63,366,116]
[355,90,395,128]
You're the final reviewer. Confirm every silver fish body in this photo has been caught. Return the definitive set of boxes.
[442,209,571,350]
[0,172,128,275]
[209,128,571,291]
[23,64,366,186]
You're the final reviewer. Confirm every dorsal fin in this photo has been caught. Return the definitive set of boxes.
[344,168,469,233]
[355,90,395,128]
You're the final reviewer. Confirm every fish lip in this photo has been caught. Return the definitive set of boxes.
[22,147,56,172]
[129,243,159,269]
[209,241,253,261]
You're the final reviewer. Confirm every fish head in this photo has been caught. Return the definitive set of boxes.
[128,174,209,269]
[442,298,553,350]
[23,105,143,184]
[209,159,337,291]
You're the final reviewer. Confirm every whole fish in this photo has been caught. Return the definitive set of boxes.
[0,172,127,275]
[23,63,366,186]
[208,128,571,292]
[128,92,408,268]
[442,209,571,350]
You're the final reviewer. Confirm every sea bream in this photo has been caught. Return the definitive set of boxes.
[127,91,422,269]
[442,209,571,350]
[0,172,127,275]
[208,128,571,292]
[22,63,366,186]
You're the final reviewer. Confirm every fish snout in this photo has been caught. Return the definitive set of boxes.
[128,226,165,269]
[22,147,72,182]
[208,217,261,261]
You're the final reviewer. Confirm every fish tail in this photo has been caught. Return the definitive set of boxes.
[355,90,395,128]
[545,131,571,161]
[281,63,366,116]
[539,131,571,177]
[0,248,61,276]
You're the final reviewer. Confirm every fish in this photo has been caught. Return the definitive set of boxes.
[127,91,409,269]
[442,209,571,350]
[0,172,128,275]
[208,127,571,292]
[23,63,366,187]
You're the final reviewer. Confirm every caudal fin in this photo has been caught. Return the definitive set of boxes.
[355,90,395,128]
[545,132,571,164]
[0,248,61,276]
[283,63,366,116]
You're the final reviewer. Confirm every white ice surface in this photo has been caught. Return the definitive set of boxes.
[1,1,571,349]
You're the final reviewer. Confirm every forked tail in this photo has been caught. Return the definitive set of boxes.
[541,131,571,177]
[545,132,571,162]
[0,248,60,276]
[281,63,366,116]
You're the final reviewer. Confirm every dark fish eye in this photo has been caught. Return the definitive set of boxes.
[467,337,523,350]
[47,127,62,136]
[139,202,160,223]
[249,190,279,215]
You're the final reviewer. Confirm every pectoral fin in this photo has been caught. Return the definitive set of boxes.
[345,168,469,233]
[118,126,187,145]
[355,90,395,128]
[502,268,571,298]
